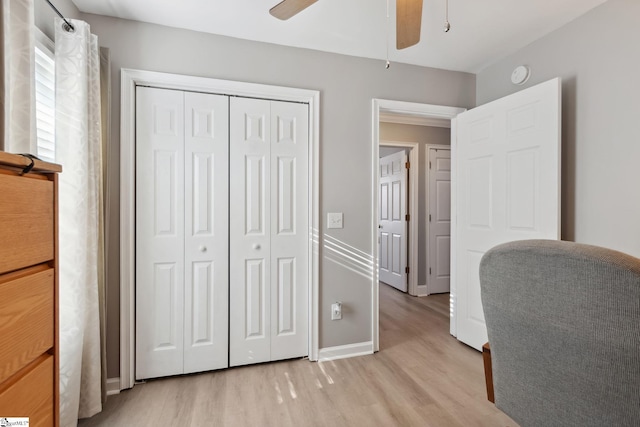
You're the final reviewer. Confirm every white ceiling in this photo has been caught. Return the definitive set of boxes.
[72,0,607,73]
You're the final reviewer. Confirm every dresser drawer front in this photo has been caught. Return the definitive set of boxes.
[0,355,54,426]
[0,269,55,384]
[0,173,55,274]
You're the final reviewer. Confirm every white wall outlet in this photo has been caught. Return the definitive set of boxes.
[331,302,342,320]
[327,212,343,229]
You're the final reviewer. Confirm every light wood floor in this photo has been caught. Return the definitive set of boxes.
[80,284,517,426]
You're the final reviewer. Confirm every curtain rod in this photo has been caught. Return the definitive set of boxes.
[44,0,75,32]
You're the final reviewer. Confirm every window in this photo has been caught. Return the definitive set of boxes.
[35,35,55,162]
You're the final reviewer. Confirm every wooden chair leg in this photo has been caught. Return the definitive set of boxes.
[482,342,495,403]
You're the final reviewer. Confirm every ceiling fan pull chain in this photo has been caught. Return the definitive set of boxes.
[444,0,451,32]
[385,0,391,69]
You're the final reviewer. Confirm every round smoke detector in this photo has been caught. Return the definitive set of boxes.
[511,65,531,85]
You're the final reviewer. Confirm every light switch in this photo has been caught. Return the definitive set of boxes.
[327,212,343,229]
[331,302,342,320]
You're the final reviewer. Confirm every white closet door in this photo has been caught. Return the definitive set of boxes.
[269,101,308,361]
[183,92,229,373]
[229,97,309,366]
[136,88,230,379]
[230,97,272,366]
[136,87,185,379]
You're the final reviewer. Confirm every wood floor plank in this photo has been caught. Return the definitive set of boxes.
[79,284,517,426]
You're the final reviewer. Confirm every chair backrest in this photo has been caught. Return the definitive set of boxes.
[480,239,640,427]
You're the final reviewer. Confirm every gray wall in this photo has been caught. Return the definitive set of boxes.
[79,14,475,377]
[379,146,409,158]
[476,0,640,258]
[379,123,450,287]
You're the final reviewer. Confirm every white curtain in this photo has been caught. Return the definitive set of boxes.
[0,0,37,153]
[55,18,105,426]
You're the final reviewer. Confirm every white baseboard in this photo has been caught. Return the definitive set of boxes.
[416,283,429,296]
[318,341,373,362]
[106,377,120,396]
[416,284,454,297]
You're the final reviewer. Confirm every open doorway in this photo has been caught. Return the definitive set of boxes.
[371,99,466,352]
[379,123,453,297]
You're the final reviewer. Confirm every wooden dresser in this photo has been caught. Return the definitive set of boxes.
[0,152,61,427]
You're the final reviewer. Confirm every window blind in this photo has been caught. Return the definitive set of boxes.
[35,45,56,162]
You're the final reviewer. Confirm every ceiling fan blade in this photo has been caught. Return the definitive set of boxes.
[270,0,319,20]
[396,0,423,49]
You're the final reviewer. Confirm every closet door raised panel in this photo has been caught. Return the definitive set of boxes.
[270,101,309,360]
[136,87,185,379]
[230,97,272,367]
[183,92,229,373]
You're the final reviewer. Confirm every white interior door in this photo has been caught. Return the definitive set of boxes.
[427,148,451,294]
[454,78,561,351]
[229,97,309,367]
[379,151,408,292]
[136,87,229,379]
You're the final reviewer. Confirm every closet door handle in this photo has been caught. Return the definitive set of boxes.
[199,245,207,252]
[253,244,261,250]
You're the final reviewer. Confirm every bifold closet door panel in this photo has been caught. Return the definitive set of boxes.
[136,86,186,379]
[229,97,272,367]
[136,87,230,379]
[269,101,309,361]
[229,97,309,367]
[183,91,230,374]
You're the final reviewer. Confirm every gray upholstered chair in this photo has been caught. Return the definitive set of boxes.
[479,239,640,427]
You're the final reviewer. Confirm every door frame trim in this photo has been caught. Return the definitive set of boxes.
[372,99,466,352]
[378,141,419,296]
[120,68,320,390]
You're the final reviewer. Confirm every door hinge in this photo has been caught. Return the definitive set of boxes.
[429,161,432,169]
[405,266,410,274]
[405,162,410,169]
[429,267,432,275]
[405,214,410,221]
[429,214,432,222]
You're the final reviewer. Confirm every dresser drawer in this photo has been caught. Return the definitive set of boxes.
[0,355,54,426]
[0,268,54,384]
[0,173,55,274]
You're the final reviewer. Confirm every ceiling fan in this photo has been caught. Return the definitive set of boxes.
[269,0,424,50]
